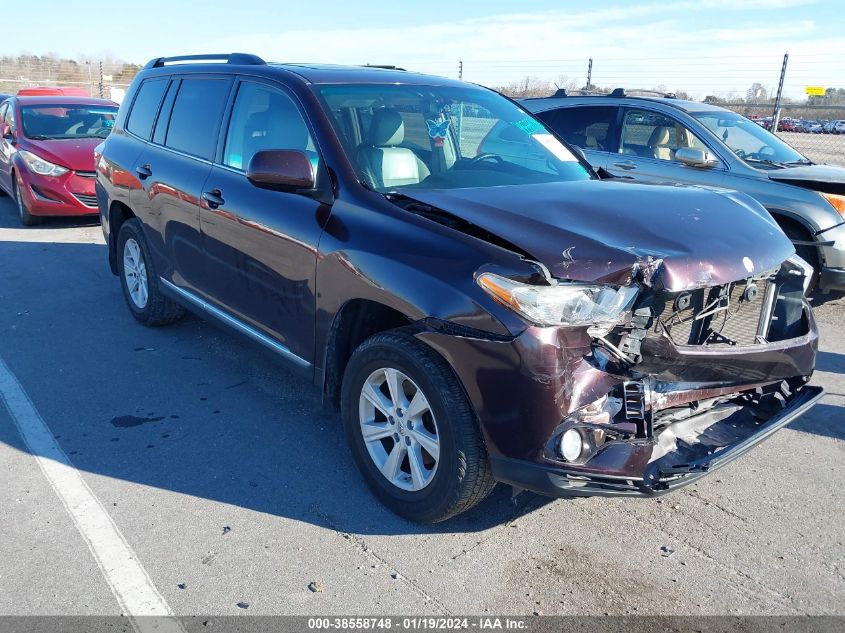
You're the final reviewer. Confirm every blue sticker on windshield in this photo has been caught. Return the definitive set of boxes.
[513,116,545,135]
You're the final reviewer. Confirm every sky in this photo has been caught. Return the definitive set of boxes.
[5,0,845,100]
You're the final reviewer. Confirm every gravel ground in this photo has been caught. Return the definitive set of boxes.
[0,197,842,617]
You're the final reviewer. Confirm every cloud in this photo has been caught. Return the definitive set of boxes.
[206,3,840,99]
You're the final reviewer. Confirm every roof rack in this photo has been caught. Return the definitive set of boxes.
[143,53,266,70]
[551,88,609,98]
[608,88,676,99]
[360,64,407,71]
[548,87,677,99]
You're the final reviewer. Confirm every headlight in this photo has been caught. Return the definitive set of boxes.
[476,272,638,334]
[18,150,69,177]
[820,192,845,217]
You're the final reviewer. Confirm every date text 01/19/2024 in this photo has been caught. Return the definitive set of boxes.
[307,617,529,630]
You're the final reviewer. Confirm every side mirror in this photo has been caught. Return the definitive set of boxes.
[246,149,315,192]
[1,123,12,141]
[675,147,718,168]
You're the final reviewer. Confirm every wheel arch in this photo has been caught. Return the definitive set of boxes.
[322,298,414,408]
[767,209,822,267]
[108,201,136,275]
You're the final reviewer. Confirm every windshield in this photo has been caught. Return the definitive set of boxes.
[693,111,809,167]
[316,84,591,192]
[21,104,118,140]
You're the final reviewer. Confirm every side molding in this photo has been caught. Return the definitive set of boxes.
[159,278,311,369]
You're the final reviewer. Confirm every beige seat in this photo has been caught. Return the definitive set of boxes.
[647,126,674,160]
[358,109,430,189]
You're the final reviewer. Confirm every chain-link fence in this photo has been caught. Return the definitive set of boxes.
[428,53,845,167]
[716,103,845,166]
[0,56,139,103]
[2,53,843,166]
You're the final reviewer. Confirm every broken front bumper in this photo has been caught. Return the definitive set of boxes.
[488,385,824,498]
[416,288,821,500]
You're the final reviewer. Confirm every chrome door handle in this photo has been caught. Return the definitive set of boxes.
[202,189,225,209]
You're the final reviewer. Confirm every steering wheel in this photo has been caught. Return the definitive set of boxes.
[734,149,747,159]
[746,145,775,161]
[468,153,504,166]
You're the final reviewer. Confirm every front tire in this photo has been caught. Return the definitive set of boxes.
[117,218,185,326]
[341,329,495,523]
[13,179,42,226]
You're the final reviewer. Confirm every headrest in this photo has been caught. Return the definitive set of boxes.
[648,126,671,146]
[369,108,404,146]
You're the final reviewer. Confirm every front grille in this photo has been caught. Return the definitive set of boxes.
[74,170,96,178]
[73,193,98,208]
[653,278,771,347]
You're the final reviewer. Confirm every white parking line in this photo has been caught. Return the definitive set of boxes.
[0,354,184,633]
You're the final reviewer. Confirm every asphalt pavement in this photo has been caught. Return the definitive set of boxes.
[0,195,843,617]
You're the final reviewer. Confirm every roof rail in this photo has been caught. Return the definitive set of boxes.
[548,88,610,98]
[143,53,266,70]
[608,88,676,99]
[361,64,407,71]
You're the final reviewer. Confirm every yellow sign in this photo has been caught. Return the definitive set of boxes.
[805,86,826,96]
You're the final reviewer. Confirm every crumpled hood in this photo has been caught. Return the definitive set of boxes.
[397,180,794,291]
[767,163,845,187]
[22,137,100,172]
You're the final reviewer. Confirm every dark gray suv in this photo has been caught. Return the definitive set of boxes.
[523,90,845,293]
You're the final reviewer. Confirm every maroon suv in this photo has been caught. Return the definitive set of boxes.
[0,95,118,225]
[96,54,823,522]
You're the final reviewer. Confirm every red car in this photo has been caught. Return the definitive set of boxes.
[0,95,118,225]
[17,86,91,97]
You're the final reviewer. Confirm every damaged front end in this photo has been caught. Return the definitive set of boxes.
[424,253,824,499]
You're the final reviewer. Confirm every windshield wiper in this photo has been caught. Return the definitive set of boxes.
[744,157,786,168]
[782,159,813,166]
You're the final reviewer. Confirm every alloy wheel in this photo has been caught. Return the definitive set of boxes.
[122,238,149,309]
[358,367,440,492]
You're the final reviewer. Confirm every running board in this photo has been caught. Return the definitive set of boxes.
[159,277,311,369]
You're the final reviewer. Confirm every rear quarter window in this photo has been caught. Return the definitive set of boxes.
[126,78,168,140]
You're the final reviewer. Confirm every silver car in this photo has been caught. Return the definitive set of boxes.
[523,91,845,293]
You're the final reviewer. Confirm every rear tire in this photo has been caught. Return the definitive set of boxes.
[341,329,495,523]
[117,218,185,326]
[13,179,42,226]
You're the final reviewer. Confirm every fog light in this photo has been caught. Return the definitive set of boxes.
[560,428,584,462]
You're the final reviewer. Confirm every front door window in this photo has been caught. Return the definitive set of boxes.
[620,109,707,162]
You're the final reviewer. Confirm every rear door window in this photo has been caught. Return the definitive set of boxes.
[165,78,231,160]
[538,106,618,152]
[126,78,168,140]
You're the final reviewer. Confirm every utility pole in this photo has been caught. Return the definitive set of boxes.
[771,52,788,134]
[586,57,593,90]
[98,60,104,98]
[458,60,463,80]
